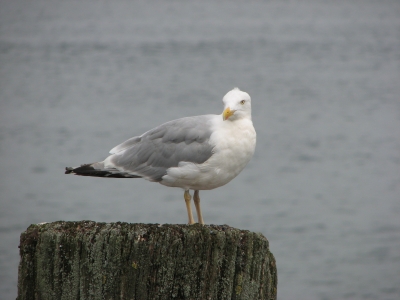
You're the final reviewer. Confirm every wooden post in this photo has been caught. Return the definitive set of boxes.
[18,221,277,300]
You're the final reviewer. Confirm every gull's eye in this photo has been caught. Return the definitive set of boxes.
[240,100,245,105]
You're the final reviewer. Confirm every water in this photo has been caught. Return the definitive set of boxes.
[1,0,400,299]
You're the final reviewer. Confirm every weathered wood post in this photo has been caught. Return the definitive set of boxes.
[17,221,277,300]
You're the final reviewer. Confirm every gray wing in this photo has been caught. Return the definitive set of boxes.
[108,115,215,181]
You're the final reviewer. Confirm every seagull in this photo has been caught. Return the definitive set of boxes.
[65,88,256,224]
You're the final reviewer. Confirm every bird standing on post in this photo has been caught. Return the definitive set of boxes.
[65,88,256,225]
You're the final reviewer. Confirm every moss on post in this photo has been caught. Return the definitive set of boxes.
[18,221,277,300]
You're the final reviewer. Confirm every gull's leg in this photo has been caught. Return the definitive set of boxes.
[184,190,195,225]
[193,190,204,225]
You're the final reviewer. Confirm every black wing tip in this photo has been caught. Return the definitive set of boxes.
[65,164,91,175]
[64,164,142,178]
[65,167,74,174]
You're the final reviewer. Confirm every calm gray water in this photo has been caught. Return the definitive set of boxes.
[1,0,399,299]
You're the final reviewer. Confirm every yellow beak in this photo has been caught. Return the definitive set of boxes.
[222,107,235,120]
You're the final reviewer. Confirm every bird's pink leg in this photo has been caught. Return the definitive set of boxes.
[193,190,205,225]
[184,190,195,225]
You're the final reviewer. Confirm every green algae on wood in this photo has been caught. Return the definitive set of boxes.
[17,221,277,300]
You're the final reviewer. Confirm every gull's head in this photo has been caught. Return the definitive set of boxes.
[222,87,252,121]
